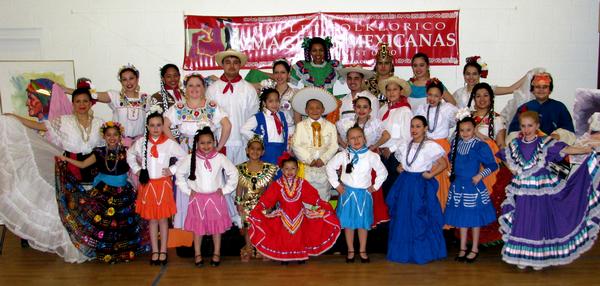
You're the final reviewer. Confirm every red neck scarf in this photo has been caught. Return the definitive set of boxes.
[165,84,182,101]
[271,111,283,134]
[148,134,168,158]
[196,149,218,172]
[220,74,242,94]
[382,97,411,121]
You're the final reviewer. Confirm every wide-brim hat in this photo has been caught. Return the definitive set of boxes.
[339,65,375,79]
[291,87,338,116]
[215,49,248,67]
[379,76,411,97]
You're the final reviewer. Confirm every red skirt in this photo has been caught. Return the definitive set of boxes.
[371,170,390,227]
[135,177,177,220]
[248,208,341,261]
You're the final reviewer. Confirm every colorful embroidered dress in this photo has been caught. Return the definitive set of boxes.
[56,146,149,263]
[497,136,600,269]
[247,177,341,261]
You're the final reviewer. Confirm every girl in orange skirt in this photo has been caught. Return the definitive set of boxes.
[414,78,458,211]
[127,108,186,265]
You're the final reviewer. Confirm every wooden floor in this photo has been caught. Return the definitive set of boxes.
[0,231,599,286]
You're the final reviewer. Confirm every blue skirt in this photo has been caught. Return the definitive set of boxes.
[444,177,496,228]
[336,185,373,230]
[386,171,446,264]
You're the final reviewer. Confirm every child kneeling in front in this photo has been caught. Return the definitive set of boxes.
[247,153,341,264]
[326,126,388,263]
[176,126,239,267]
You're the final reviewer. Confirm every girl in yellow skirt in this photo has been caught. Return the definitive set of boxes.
[127,107,186,265]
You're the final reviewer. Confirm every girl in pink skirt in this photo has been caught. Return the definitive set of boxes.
[175,126,239,267]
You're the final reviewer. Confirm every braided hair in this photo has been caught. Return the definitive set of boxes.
[449,116,477,182]
[259,88,280,113]
[188,127,215,181]
[158,64,181,112]
[303,37,332,63]
[467,82,496,139]
[139,111,164,185]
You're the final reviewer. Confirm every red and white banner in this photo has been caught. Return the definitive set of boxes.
[184,11,459,70]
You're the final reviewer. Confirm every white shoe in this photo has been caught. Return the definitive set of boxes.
[533,266,543,271]
[517,264,527,270]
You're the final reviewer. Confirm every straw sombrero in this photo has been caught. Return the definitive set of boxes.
[291,87,338,116]
[378,76,412,97]
[215,49,248,67]
[339,65,375,79]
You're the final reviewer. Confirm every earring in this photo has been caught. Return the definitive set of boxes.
[135,85,140,93]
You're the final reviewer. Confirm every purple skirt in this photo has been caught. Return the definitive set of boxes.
[499,153,600,269]
[184,191,232,236]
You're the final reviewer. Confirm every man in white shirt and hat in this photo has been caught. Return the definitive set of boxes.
[338,65,380,120]
[206,49,259,165]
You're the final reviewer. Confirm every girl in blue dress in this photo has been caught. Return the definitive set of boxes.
[241,88,291,165]
[326,126,388,263]
[386,115,448,264]
[445,115,498,263]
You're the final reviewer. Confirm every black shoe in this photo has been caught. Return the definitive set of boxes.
[297,260,306,265]
[159,252,168,265]
[359,252,370,263]
[455,249,467,262]
[210,254,221,267]
[281,261,289,265]
[465,251,479,263]
[194,255,204,267]
[150,252,160,265]
[20,239,30,248]
[346,250,355,263]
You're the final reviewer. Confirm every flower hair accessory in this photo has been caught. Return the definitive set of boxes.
[425,77,442,87]
[260,79,277,92]
[301,36,333,49]
[183,72,205,87]
[273,58,290,65]
[100,121,125,135]
[147,104,163,116]
[117,63,139,80]
[276,151,293,167]
[455,107,471,121]
[466,56,488,78]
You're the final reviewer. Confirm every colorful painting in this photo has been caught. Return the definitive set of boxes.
[0,60,75,120]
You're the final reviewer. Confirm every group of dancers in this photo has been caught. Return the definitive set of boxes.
[0,36,599,271]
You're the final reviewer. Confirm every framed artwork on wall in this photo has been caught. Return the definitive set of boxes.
[0,60,75,119]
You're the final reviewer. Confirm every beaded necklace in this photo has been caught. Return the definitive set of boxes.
[426,103,440,132]
[405,139,426,167]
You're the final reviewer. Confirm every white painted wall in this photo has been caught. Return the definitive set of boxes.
[0,0,597,120]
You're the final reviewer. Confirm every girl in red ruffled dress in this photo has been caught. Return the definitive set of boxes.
[247,153,341,263]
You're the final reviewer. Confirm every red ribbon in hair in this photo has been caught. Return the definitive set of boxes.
[276,151,293,167]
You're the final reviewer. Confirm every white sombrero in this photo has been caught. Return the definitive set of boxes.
[291,87,338,116]
[378,76,412,97]
[339,65,375,79]
[215,49,248,67]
